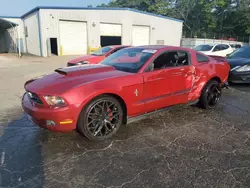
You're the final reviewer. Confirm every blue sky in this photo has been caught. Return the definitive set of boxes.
[0,0,109,17]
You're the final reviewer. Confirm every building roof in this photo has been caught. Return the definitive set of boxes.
[0,18,18,30]
[16,6,183,23]
[0,16,20,19]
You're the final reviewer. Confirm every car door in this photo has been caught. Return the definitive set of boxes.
[212,44,229,57]
[223,44,233,55]
[211,44,221,56]
[142,50,195,112]
[169,51,196,104]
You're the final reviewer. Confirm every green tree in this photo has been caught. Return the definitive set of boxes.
[98,0,250,41]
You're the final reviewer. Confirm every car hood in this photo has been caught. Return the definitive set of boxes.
[25,64,131,95]
[68,55,104,64]
[227,58,250,68]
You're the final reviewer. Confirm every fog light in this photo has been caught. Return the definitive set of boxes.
[46,120,56,126]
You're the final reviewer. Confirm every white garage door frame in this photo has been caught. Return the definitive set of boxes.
[131,25,151,46]
[100,22,122,37]
[59,20,88,56]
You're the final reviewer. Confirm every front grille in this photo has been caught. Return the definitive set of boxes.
[27,92,43,104]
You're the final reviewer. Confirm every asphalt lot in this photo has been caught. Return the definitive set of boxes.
[0,54,250,188]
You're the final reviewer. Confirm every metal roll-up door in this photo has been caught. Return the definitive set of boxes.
[59,21,87,55]
[132,25,150,46]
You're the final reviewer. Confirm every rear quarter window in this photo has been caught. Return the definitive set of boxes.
[196,53,209,63]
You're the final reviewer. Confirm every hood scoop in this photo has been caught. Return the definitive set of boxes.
[54,64,115,76]
[55,68,67,75]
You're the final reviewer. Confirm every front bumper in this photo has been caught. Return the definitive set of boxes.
[228,71,250,83]
[22,92,77,132]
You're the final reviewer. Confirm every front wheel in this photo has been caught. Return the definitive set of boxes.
[77,95,123,141]
[199,80,222,109]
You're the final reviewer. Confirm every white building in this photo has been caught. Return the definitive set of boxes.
[0,6,183,57]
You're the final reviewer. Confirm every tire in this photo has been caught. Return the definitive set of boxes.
[199,80,222,109]
[77,95,123,141]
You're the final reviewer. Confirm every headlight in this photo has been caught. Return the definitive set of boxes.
[77,61,89,65]
[44,96,66,107]
[236,65,250,72]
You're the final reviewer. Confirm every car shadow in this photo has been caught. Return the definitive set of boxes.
[0,111,47,188]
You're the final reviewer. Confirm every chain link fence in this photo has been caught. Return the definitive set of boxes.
[181,38,249,49]
[182,31,249,43]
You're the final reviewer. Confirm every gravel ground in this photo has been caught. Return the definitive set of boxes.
[0,54,249,188]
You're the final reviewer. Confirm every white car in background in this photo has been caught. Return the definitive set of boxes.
[193,44,234,57]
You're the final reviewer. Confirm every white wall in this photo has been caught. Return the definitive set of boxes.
[39,9,183,57]
[23,12,41,56]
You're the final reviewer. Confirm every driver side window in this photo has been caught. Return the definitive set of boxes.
[213,45,220,52]
[213,45,223,52]
[147,51,189,71]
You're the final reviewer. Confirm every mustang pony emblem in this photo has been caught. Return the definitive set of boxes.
[134,89,139,96]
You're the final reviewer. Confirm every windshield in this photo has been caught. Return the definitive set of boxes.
[100,48,155,73]
[193,45,213,51]
[227,46,250,59]
[91,46,112,56]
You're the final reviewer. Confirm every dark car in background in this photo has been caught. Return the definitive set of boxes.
[227,46,250,83]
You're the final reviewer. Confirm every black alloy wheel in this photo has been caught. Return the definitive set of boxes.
[199,80,222,109]
[77,96,123,141]
[207,84,221,107]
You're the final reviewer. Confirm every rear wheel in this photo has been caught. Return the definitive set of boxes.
[77,95,123,141]
[199,80,222,109]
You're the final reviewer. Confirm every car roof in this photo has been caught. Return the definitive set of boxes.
[108,45,130,48]
[135,45,167,49]
[129,45,191,51]
[198,43,230,46]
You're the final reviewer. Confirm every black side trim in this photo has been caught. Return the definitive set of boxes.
[127,99,199,124]
[141,88,191,105]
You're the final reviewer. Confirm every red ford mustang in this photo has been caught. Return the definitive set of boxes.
[22,45,230,141]
[67,45,129,66]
